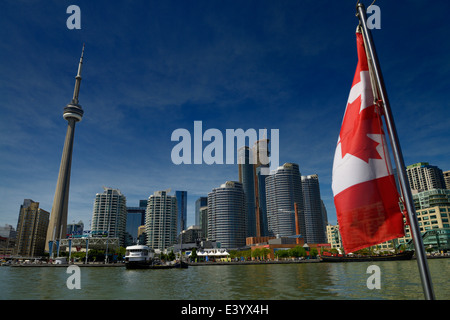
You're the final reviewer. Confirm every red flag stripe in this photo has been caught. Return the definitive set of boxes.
[332,32,405,253]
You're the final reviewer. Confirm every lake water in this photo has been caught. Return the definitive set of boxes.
[1,259,449,301]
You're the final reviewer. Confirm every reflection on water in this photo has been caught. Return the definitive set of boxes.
[1,259,448,300]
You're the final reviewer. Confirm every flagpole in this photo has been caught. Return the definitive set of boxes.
[356,3,435,300]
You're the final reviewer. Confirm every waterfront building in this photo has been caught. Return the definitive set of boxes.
[406,162,446,192]
[207,181,247,249]
[443,170,450,189]
[413,189,450,231]
[237,139,271,238]
[145,190,178,251]
[238,146,257,238]
[195,197,207,226]
[126,200,147,244]
[252,137,270,237]
[46,46,85,251]
[265,163,304,238]
[137,225,146,244]
[199,206,208,238]
[326,224,342,250]
[0,224,16,256]
[179,225,204,244]
[0,224,15,240]
[175,191,187,234]
[301,174,328,244]
[67,221,84,237]
[15,200,49,257]
[91,187,128,246]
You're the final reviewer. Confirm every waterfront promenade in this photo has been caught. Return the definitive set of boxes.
[7,258,320,267]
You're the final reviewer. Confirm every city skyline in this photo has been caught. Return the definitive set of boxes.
[1,1,449,230]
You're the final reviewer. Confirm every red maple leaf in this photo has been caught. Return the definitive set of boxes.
[339,96,383,163]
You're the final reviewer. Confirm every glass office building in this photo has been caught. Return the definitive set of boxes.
[238,146,256,238]
[301,174,327,243]
[175,191,187,235]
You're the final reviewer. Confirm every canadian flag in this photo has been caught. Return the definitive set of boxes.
[332,32,405,253]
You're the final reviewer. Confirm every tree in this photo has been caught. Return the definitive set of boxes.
[251,248,262,260]
[190,248,198,262]
[289,246,306,258]
[168,250,175,261]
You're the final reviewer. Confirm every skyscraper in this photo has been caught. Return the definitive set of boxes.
[265,163,304,238]
[301,174,327,244]
[126,200,147,245]
[252,137,270,237]
[406,162,446,192]
[237,137,271,238]
[145,190,178,250]
[91,187,128,246]
[195,197,207,226]
[443,170,450,189]
[16,199,49,257]
[207,181,246,249]
[46,46,85,251]
[175,191,187,234]
[238,146,256,237]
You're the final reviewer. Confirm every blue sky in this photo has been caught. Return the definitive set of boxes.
[1,0,449,230]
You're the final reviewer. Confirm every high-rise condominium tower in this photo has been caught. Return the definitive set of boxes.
[145,190,178,250]
[265,163,304,238]
[91,187,128,246]
[46,46,85,251]
[301,174,327,243]
[207,181,246,249]
[16,199,49,257]
[406,162,446,192]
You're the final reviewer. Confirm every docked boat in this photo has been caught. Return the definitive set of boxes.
[124,245,155,269]
[124,244,189,269]
[320,250,414,263]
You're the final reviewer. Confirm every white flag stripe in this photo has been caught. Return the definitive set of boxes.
[332,71,391,196]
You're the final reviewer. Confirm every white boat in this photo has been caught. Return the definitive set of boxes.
[124,245,155,269]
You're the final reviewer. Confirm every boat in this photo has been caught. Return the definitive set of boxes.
[124,244,155,269]
[124,244,189,269]
[320,250,414,262]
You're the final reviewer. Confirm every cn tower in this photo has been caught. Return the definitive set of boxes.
[46,45,85,252]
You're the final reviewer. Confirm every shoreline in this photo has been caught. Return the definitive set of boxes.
[5,255,450,267]
[7,259,320,267]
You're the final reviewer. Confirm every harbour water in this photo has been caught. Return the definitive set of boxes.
[1,259,449,300]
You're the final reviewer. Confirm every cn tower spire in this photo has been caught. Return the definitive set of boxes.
[63,45,84,123]
[72,43,84,105]
[46,45,86,255]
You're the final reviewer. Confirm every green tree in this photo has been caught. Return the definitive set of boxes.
[168,250,175,261]
[310,247,318,258]
[251,248,262,260]
[190,248,198,262]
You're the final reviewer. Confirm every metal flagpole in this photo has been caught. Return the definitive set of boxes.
[356,2,435,300]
